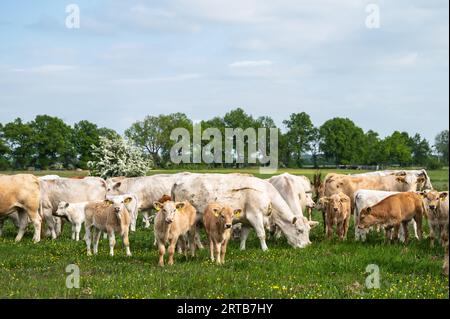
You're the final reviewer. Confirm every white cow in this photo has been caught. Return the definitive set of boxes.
[171,173,317,251]
[39,177,107,239]
[105,173,191,229]
[354,189,418,241]
[350,169,432,191]
[269,173,316,220]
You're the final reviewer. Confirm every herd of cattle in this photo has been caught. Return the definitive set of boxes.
[0,170,448,274]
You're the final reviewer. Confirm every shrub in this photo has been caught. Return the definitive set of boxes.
[87,136,153,178]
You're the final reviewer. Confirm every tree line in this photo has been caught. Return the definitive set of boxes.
[0,109,448,170]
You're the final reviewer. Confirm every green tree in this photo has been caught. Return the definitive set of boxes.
[379,131,412,166]
[362,130,382,165]
[319,118,366,165]
[125,113,192,168]
[0,124,11,170]
[283,112,316,167]
[30,115,76,169]
[434,130,449,165]
[1,118,35,169]
[72,121,118,169]
[409,133,431,166]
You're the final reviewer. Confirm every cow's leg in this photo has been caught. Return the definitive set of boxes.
[344,217,350,240]
[322,211,327,233]
[108,230,116,257]
[93,228,102,255]
[214,241,221,265]
[385,226,392,244]
[55,217,63,237]
[220,239,229,264]
[195,224,204,249]
[42,209,57,240]
[392,225,400,244]
[75,224,82,242]
[246,213,268,251]
[440,224,448,247]
[325,215,333,240]
[411,220,419,240]
[239,226,251,250]
[158,241,166,267]
[188,227,196,257]
[429,223,436,248]
[209,238,215,262]
[85,224,92,256]
[15,210,29,242]
[307,207,312,221]
[0,218,3,237]
[142,210,151,229]
[71,225,76,240]
[168,237,177,266]
[414,213,423,240]
[402,221,409,245]
[123,229,131,257]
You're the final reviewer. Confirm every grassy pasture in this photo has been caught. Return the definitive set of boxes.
[0,168,448,299]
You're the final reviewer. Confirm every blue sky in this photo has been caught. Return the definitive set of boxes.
[0,0,448,142]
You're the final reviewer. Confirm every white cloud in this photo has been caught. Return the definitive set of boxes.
[12,64,77,74]
[229,60,273,68]
[112,73,203,85]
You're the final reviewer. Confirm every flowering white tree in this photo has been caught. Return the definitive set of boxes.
[88,136,153,178]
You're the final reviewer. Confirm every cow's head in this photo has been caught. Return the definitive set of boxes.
[153,201,185,224]
[421,190,447,214]
[286,216,319,248]
[105,195,133,218]
[305,193,316,209]
[327,193,349,217]
[358,206,378,229]
[212,205,242,229]
[54,201,70,218]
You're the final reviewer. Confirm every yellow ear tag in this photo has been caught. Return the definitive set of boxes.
[235,211,241,218]
[213,210,220,218]
[155,206,161,212]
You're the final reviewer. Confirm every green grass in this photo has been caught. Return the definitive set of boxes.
[0,168,448,299]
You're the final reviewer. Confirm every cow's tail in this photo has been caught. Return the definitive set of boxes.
[39,200,46,238]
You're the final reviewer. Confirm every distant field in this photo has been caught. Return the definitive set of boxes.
[0,168,448,299]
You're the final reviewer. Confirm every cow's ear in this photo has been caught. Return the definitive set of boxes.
[176,202,185,210]
[419,191,427,198]
[104,199,113,206]
[308,221,319,228]
[65,202,70,208]
[440,192,448,200]
[212,208,220,217]
[153,202,162,211]
[292,217,298,225]
[366,207,372,213]
[124,197,132,204]
[113,182,121,189]
[396,177,407,184]
[233,209,242,218]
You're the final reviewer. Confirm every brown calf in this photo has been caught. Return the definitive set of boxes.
[319,192,351,240]
[84,196,133,256]
[153,200,197,266]
[203,203,242,264]
[358,192,425,244]
[420,190,448,247]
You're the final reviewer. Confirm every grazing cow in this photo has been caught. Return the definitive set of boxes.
[153,200,197,266]
[320,192,351,240]
[84,195,133,256]
[420,190,449,247]
[358,192,425,244]
[54,201,87,241]
[171,173,317,251]
[354,189,419,242]
[0,174,42,242]
[350,169,433,191]
[203,203,242,264]
[39,177,107,239]
[268,173,316,220]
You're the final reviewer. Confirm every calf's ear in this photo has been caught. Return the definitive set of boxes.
[153,202,162,211]
[124,197,132,204]
[65,202,70,208]
[292,217,298,224]
[104,200,113,206]
[176,202,185,210]
[440,192,448,200]
[366,207,372,213]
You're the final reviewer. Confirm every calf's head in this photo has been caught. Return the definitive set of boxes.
[358,206,377,229]
[421,190,448,213]
[105,195,133,217]
[153,201,185,224]
[212,206,242,229]
[54,202,70,218]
